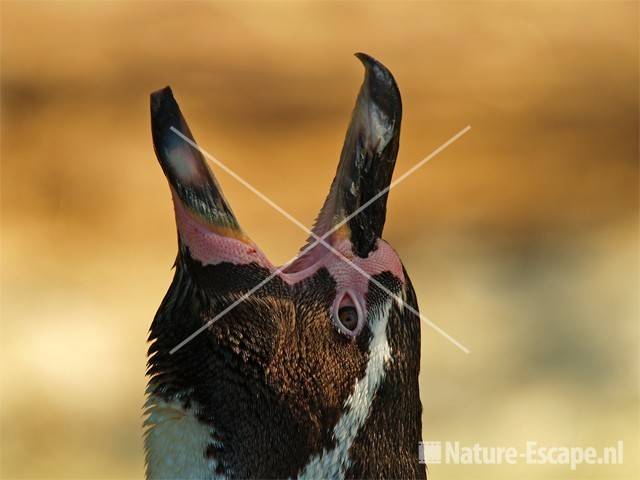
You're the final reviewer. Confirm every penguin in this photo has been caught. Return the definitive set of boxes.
[144,53,426,480]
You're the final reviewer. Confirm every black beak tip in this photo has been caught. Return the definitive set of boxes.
[151,84,172,107]
[150,86,185,139]
[354,52,402,121]
[149,86,201,191]
[354,52,385,73]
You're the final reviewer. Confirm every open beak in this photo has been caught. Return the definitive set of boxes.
[292,53,402,267]
[152,52,401,269]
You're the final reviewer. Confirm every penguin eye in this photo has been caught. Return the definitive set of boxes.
[332,291,364,338]
[338,306,359,331]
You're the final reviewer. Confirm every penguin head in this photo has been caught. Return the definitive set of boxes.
[145,54,425,479]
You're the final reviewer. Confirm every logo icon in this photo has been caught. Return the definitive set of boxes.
[419,441,442,464]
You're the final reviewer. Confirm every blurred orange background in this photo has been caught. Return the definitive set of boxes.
[1,1,638,479]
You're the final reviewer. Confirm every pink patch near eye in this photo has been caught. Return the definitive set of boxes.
[338,292,356,309]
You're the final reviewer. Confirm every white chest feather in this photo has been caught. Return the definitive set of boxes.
[144,398,226,480]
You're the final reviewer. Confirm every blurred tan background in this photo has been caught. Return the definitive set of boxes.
[1,1,638,479]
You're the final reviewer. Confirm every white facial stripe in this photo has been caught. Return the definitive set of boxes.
[297,299,394,480]
[144,396,227,480]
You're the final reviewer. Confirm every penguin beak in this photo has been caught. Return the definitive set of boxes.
[150,87,245,241]
[307,53,402,258]
[151,53,401,267]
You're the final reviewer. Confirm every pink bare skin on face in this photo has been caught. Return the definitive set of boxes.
[172,193,405,308]
[171,190,271,268]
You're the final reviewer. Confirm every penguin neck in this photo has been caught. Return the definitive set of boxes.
[144,299,402,480]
